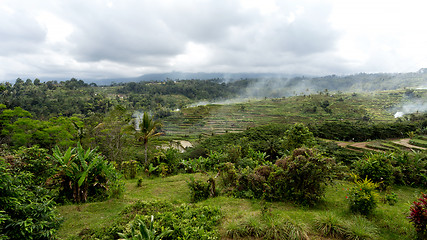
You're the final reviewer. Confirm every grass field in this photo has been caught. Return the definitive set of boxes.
[57,172,424,239]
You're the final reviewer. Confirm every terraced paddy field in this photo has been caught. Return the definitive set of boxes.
[337,137,427,153]
[161,89,426,139]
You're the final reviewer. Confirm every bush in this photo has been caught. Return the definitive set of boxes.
[0,158,62,239]
[79,201,222,240]
[384,192,398,206]
[229,148,336,206]
[121,160,138,179]
[347,176,379,215]
[5,145,54,186]
[272,148,335,205]
[389,151,426,187]
[187,176,216,202]
[218,162,238,192]
[408,193,427,239]
[353,152,395,189]
[281,123,315,151]
[154,148,181,175]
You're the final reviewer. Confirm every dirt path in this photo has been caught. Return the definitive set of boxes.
[337,141,378,152]
[392,138,426,150]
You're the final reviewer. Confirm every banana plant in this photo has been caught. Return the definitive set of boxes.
[51,143,109,203]
[118,216,172,240]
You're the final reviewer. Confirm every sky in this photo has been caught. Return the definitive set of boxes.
[1,0,427,81]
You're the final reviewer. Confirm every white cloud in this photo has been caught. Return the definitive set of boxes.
[0,0,427,81]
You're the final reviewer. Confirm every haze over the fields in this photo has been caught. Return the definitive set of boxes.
[1,0,427,81]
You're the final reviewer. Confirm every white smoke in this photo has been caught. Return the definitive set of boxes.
[393,98,427,118]
[132,111,144,130]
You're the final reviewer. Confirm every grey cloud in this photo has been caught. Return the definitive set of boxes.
[203,1,341,74]
[59,0,255,64]
[0,9,46,56]
[0,0,366,81]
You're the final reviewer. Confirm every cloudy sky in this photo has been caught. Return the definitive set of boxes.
[1,0,427,81]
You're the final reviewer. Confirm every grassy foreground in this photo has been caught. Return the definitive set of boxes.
[57,173,424,239]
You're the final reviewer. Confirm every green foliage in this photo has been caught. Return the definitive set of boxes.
[137,177,143,187]
[353,152,395,189]
[272,148,335,205]
[134,111,163,166]
[155,148,181,175]
[314,213,350,239]
[224,148,336,206]
[0,158,62,239]
[311,120,422,141]
[281,123,316,151]
[5,145,54,186]
[51,143,123,203]
[226,216,309,240]
[408,193,427,239]
[384,192,398,206]
[315,213,379,240]
[122,160,138,179]
[218,162,238,193]
[118,217,172,240]
[392,151,427,187]
[80,201,222,240]
[90,105,132,166]
[190,123,289,161]
[187,176,216,202]
[347,176,379,215]
[0,78,112,119]
[0,106,82,149]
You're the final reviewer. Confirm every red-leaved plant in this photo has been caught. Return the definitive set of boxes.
[408,193,427,239]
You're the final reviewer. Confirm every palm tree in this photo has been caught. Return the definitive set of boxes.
[136,112,163,166]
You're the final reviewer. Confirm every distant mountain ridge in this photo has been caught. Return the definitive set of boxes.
[95,72,300,85]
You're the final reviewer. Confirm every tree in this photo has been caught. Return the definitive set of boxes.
[92,105,131,165]
[281,123,315,151]
[135,112,163,166]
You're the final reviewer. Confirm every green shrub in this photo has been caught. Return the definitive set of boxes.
[187,176,216,202]
[122,160,138,179]
[8,146,55,186]
[231,148,335,206]
[271,148,335,205]
[391,151,426,187]
[384,192,398,206]
[281,123,315,151]
[347,176,379,215]
[353,152,395,189]
[0,158,62,240]
[155,148,181,175]
[118,217,172,240]
[408,193,427,240]
[137,177,143,187]
[218,162,238,192]
[83,201,222,240]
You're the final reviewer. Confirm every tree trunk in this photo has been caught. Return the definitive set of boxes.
[144,143,148,166]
